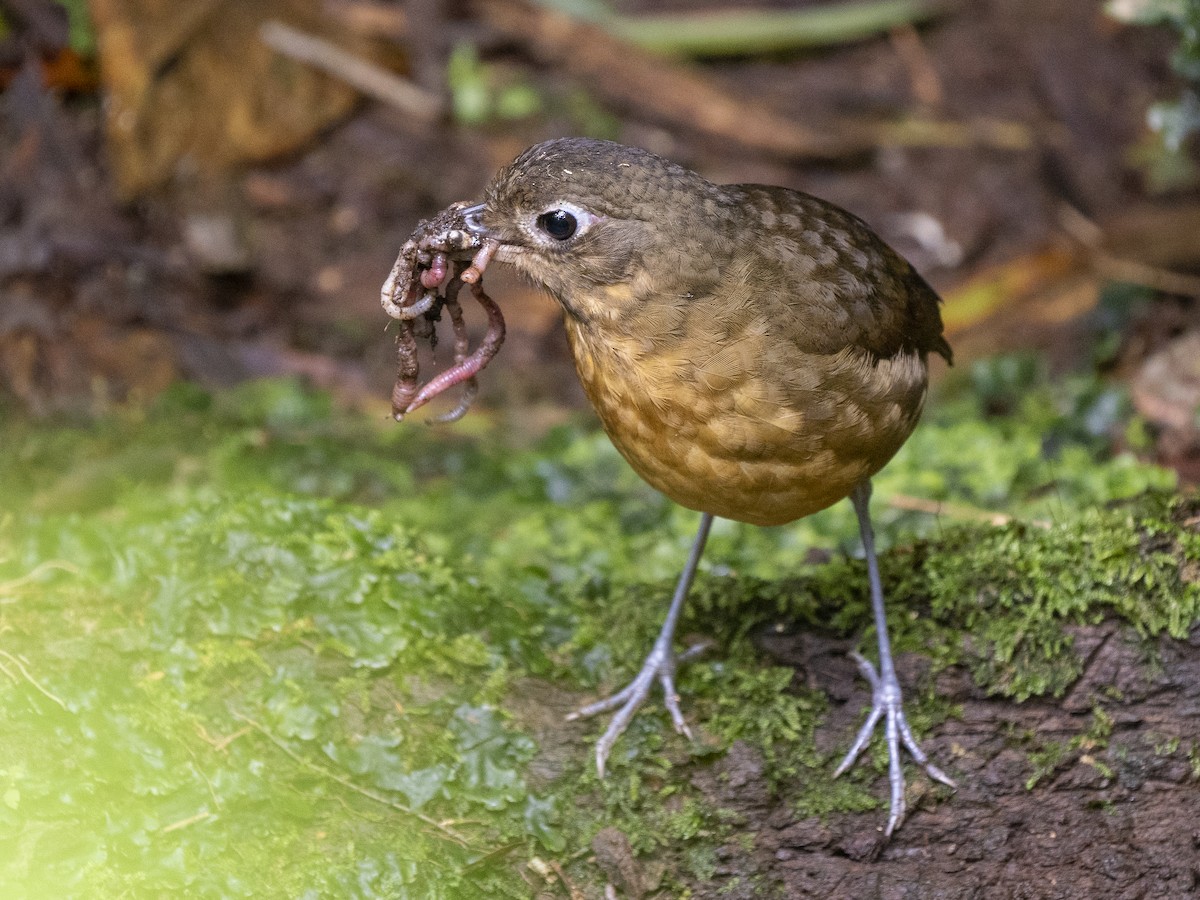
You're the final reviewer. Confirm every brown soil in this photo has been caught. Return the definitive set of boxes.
[514,622,1200,898]
[700,625,1200,898]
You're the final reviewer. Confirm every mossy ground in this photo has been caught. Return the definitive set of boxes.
[1,358,1196,897]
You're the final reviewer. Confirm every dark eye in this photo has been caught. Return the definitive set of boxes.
[536,209,577,241]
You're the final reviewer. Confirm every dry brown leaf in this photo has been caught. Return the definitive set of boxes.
[87,0,370,196]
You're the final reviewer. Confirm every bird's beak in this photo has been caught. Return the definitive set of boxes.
[458,202,492,239]
[458,200,515,273]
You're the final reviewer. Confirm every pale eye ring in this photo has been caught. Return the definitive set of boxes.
[529,202,600,245]
[536,209,577,241]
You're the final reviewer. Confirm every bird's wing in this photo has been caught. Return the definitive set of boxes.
[728,185,952,365]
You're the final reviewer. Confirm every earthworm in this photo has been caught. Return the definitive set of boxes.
[427,279,476,423]
[384,213,504,423]
[395,279,505,421]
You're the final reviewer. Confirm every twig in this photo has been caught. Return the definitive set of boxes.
[887,494,1018,527]
[889,23,944,107]
[1058,203,1200,299]
[550,859,585,900]
[195,721,252,752]
[0,559,82,595]
[231,711,470,847]
[0,648,67,709]
[161,810,217,833]
[869,115,1032,150]
[476,0,848,158]
[1091,256,1200,299]
[547,864,588,900]
[463,840,524,871]
[259,20,443,123]
[475,0,1031,158]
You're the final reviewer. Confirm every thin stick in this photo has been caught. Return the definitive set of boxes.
[0,560,82,594]
[195,721,252,752]
[231,712,470,847]
[889,22,944,107]
[259,20,443,122]
[478,0,1032,157]
[887,493,1052,529]
[550,859,586,900]
[0,649,67,709]
[1091,255,1200,300]
[1058,203,1200,299]
[161,810,217,833]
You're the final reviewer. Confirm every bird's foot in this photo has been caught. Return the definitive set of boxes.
[566,642,708,777]
[833,650,956,836]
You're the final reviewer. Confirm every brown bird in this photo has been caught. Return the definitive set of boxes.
[460,137,954,834]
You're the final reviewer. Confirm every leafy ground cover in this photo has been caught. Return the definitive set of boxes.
[1,360,1196,897]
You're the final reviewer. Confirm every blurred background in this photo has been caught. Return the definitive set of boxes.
[4,2,1200,895]
[1,0,1197,478]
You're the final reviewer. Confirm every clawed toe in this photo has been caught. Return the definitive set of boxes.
[567,646,694,777]
[567,515,715,778]
[563,492,956,837]
[834,650,955,836]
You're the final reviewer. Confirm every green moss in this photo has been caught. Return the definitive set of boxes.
[1,367,1197,894]
[1024,739,1070,791]
[923,494,1200,699]
[1024,706,1116,789]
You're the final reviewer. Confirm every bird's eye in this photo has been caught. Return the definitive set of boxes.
[536,209,577,241]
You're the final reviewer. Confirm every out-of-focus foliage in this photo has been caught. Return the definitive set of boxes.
[61,0,95,55]
[0,0,93,54]
[1109,0,1200,82]
[447,43,543,126]
[0,363,1194,895]
[1109,0,1200,186]
[444,41,619,137]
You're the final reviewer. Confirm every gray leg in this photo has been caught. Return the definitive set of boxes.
[568,512,714,777]
[834,481,955,835]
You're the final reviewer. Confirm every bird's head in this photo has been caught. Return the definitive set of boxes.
[463,138,738,320]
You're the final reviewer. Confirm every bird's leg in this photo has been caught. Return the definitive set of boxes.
[834,480,956,835]
[568,512,714,777]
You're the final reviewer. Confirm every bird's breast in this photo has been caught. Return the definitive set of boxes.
[563,302,928,526]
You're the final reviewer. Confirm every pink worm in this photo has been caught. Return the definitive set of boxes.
[394,282,505,420]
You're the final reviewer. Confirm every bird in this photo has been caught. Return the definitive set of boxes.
[458,137,955,835]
